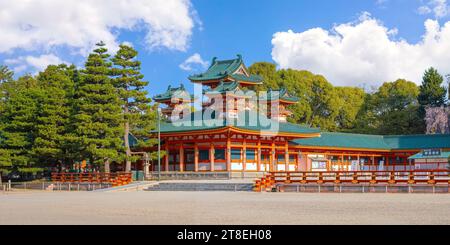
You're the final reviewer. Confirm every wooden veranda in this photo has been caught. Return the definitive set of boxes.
[254,170,450,192]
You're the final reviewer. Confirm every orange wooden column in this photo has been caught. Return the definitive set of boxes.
[357,154,360,171]
[210,143,215,172]
[372,155,375,171]
[257,138,261,171]
[165,143,169,172]
[242,138,247,172]
[226,136,231,171]
[284,141,289,172]
[270,140,275,172]
[194,143,199,172]
[179,144,184,172]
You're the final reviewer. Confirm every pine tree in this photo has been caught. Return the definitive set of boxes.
[0,65,14,83]
[32,65,75,169]
[111,44,156,173]
[1,74,40,178]
[418,67,446,107]
[0,81,40,175]
[74,42,124,172]
[417,67,447,133]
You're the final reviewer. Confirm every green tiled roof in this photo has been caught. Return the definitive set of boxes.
[153,84,192,102]
[384,134,450,150]
[408,151,450,160]
[159,120,224,133]
[293,132,450,150]
[204,81,240,95]
[230,73,263,83]
[188,55,262,84]
[228,112,320,134]
[157,111,320,135]
[260,87,299,103]
[292,132,389,150]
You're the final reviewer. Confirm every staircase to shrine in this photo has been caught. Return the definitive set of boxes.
[145,180,254,192]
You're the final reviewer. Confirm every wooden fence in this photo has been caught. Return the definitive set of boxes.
[51,172,132,187]
[254,170,450,192]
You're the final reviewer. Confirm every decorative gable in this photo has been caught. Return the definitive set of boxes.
[233,64,249,77]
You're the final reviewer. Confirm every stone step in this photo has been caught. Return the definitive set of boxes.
[145,182,254,192]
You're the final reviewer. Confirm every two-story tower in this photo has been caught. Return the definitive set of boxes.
[189,54,263,119]
[259,88,299,122]
[152,84,194,121]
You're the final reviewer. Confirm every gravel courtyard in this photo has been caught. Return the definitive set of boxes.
[1,191,450,225]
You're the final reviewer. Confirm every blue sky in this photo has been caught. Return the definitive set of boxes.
[1,0,450,96]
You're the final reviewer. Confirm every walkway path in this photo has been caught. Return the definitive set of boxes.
[1,191,450,224]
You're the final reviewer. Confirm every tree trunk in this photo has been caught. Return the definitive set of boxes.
[124,104,132,173]
[105,159,110,173]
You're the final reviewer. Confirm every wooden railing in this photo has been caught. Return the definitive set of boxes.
[51,172,132,187]
[254,170,450,192]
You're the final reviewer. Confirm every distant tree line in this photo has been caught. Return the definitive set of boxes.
[249,63,449,134]
[0,42,157,176]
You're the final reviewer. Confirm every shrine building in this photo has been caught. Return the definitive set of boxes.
[149,55,450,176]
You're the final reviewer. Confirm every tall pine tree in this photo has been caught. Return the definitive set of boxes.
[417,67,447,133]
[32,65,76,169]
[111,44,156,173]
[0,79,40,175]
[1,74,40,177]
[74,42,124,172]
[0,65,14,83]
[418,67,446,107]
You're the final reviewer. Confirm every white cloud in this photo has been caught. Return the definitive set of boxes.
[418,6,432,15]
[375,0,388,6]
[25,54,66,71]
[418,0,449,18]
[5,54,67,73]
[271,13,450,87]
[0,0,196,55]
[121,41,134,48]
[179,53,209,71]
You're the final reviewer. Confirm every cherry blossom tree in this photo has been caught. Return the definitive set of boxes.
[425,106,449,134]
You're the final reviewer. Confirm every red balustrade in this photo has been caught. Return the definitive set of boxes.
[254,170,450,192]
[51,172,132,187]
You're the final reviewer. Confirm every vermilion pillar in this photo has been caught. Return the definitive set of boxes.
[226,136,231,171]
[242,138,247,172]
[210,143,215,172]
[257,139,261,171]
[165,143,169,172]
[194,143,199,172]
[179,144,184,172]
[285,141,289,172]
